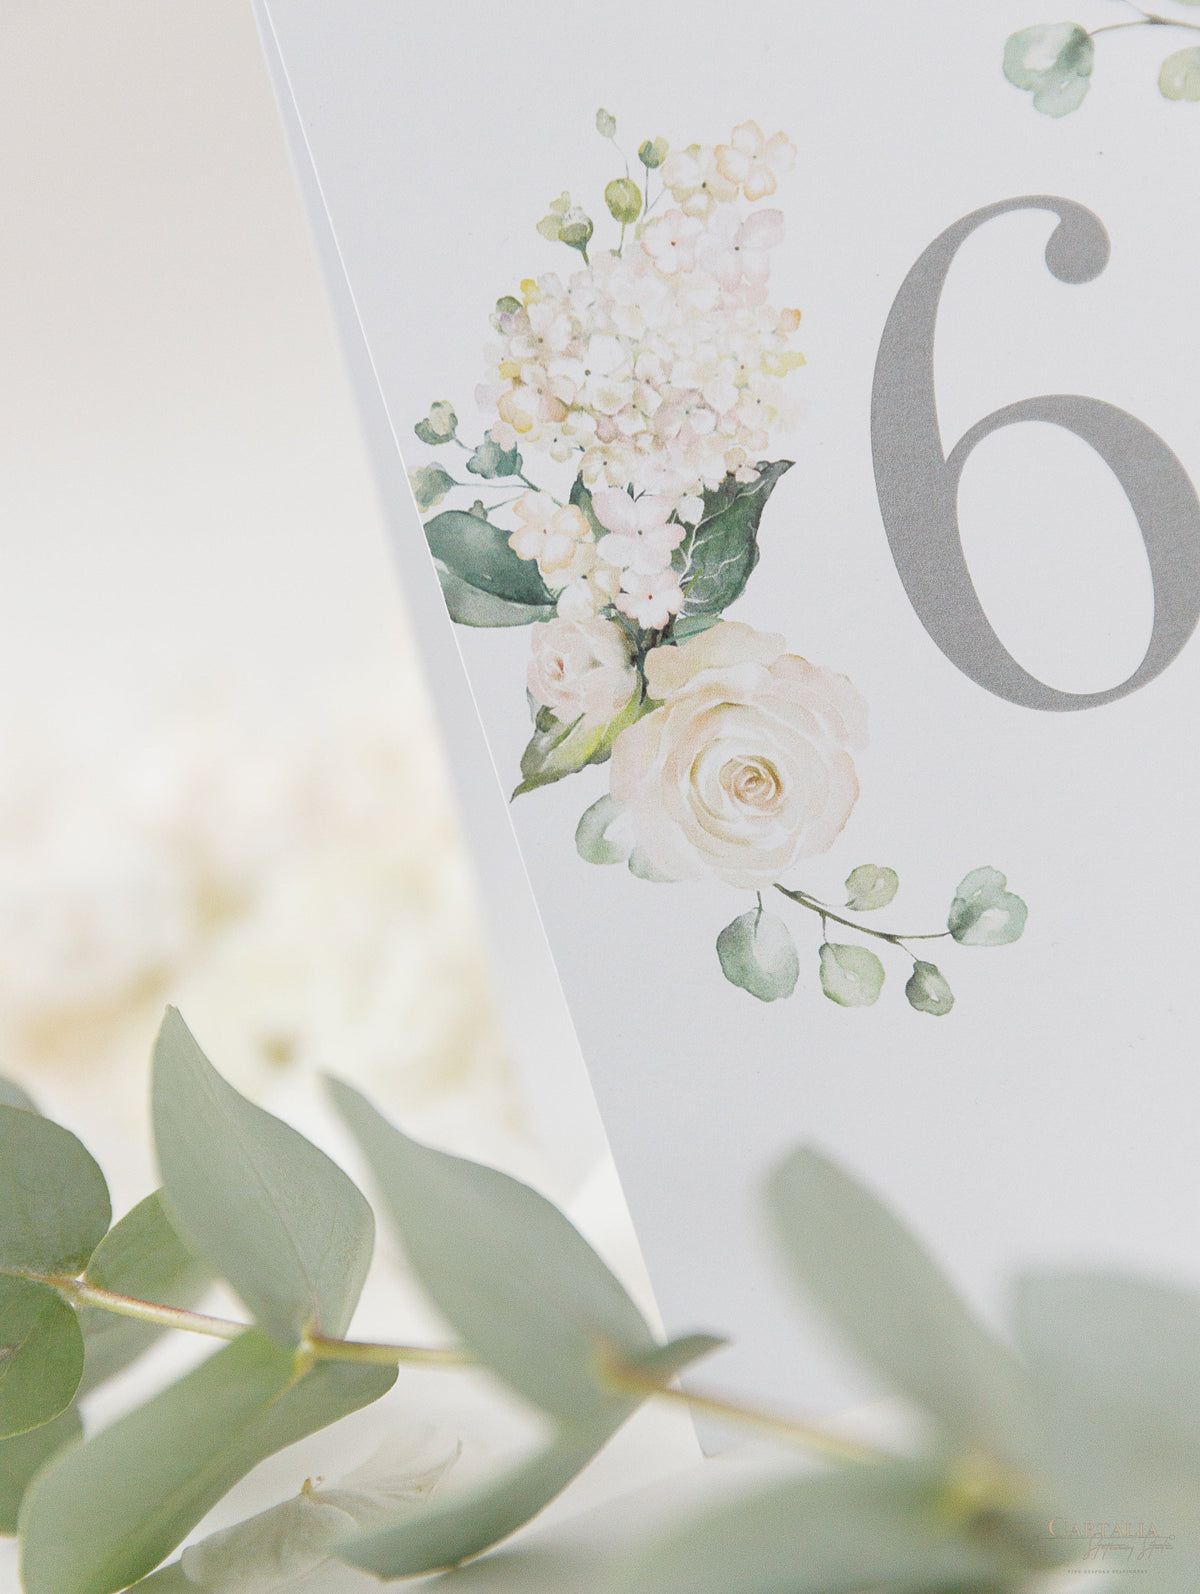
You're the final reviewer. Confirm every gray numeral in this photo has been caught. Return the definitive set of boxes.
[871,196,1200,709]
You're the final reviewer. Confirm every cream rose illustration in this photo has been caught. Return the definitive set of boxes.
[608,622,867,890]
[527,617,638,731]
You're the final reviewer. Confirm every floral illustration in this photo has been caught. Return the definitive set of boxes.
[409,112,1027,1013]
[1004,1,1200,114]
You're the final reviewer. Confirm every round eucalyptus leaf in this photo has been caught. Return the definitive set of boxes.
[844,864,899,912]
[0,1106,110,1275]
[905,961,954,1017]
[819,943,885,1007]
[716,910,799,1002]
[595,107,617,138]
[1003,23,1094,117]
[947,868,1027,947]
[0,1278,84,1439]
[1159,47,1200,102]
[575,795,634,866]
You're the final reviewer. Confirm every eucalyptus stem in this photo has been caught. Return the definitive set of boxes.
[598,1351,886,1466]
[34,1265,900,1472]
[773,884,949,948]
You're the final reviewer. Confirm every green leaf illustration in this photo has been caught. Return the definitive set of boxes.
[1003,23,1095,116]
[904,961,955,1017]
[716,910,799,1002]
[595,107,617,138]
[767,1148,1023,1448]
[844,864,899,912]
[329,1080,657,1425]
[0,1105,110,1276]
[575,794,634,866]
[409,463,455,511]
[1159,47,1200,101]
[513,695,644,798]
[0,1278,84,1439]
[638,137,668,169]
[605,177,642,225]
[947,868,1027,947]
[18,1331,395,1594]
[432,559,556,627]
[465,433,522,480]
[677,462,792,617]
[0,1406,81,1536]
[152,1008,374,1343]
[76,1192,211,1398]
[818,943,885,1008]
[618,1458,1061,1594]
[413,402,457,445]
[425,509,556,608]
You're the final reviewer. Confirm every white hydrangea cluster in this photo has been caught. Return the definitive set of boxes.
[478,121,803,629]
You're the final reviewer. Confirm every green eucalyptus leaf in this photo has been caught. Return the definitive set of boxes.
[77,1191,212,1397]
[638,137,668,170]
[575,794,634,866]
[595,108,617,138]
[716,910,799,1002]
[0,1277,84,1438]
[677,462,792,617]
[0,1104,110,1275]
[1160,47,1200,101]
[617,1458,1065,1594]
[335,1335,715,1580]
[905,961,955,1017]
[1003,23,1094,117]
[328,1080,656,1424]
[0,1079,37,1113]
[335,1422,617,1580]
[425,510,555,607]
[0,1405,81,1536]
[947,868,1027,947]
[413,401,457,446]
[152,1008,374,1343]
[409,463,456,512]
[1012,1273,1200,1567]
[18,1330,395,1594]
[513,693,643,798]
[767,1147,1023,1447]
[844,864,899,912]
[433,560,555,627]
[818,943,885,1008]
[465,434,522,480]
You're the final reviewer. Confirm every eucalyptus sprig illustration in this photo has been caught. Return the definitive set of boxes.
[711,865,1027,1013]
[1004,0,1200,113]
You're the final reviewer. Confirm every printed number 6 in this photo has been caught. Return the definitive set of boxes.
[871,196,1200,710]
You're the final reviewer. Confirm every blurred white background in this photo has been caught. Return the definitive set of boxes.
[0,0,530,1207]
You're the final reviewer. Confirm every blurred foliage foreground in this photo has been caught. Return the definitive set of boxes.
[0,1009,1193,1593]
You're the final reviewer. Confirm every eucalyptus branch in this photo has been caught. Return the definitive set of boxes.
[597,1349,886,1466]
[24,1270,471,1366]
[773,884,950,950]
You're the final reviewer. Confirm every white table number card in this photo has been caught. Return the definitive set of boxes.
[255,0,1200,1420]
